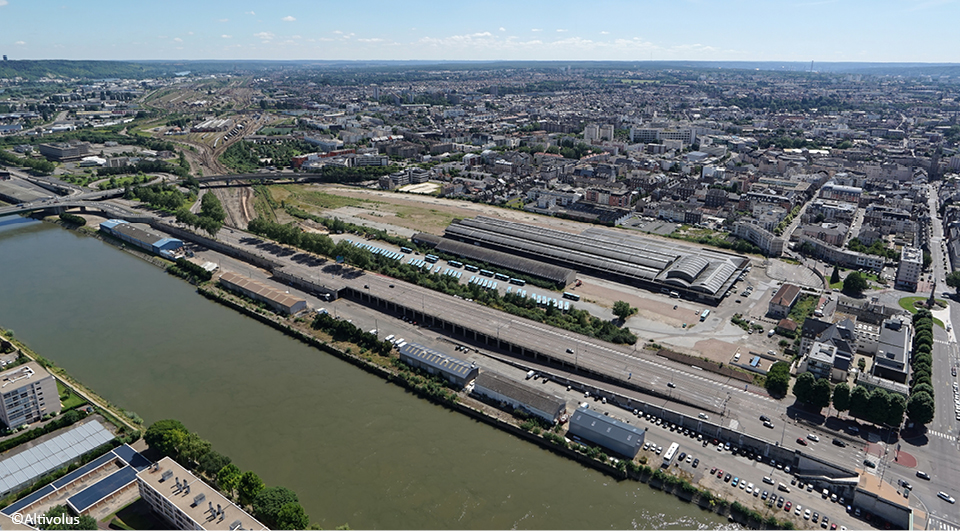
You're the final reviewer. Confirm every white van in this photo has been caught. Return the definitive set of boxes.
[767,329,776,337]
[385,334,395,342]
[733,353,741,362]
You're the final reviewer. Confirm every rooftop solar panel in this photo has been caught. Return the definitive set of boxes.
[67,466,138,514]
[52,451,119,489]
[1,484,55,515]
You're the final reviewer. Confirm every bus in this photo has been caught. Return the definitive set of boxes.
[662,442,680,467]
[479,269,494,277]
[509,278,526,286]
[563,292,581,301]
[494,272,510,281]
[424,254,439,263]
[400,247,412,253]
[700,309,710,322]
[464,264,479,272]
[448,261,463,268]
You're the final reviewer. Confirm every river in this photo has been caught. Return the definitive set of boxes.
[0,217,732,529]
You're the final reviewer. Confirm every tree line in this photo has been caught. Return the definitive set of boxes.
[175,192,226,237]
[0,149,55,174]
[144,420,311,529]
[246,217,637,344]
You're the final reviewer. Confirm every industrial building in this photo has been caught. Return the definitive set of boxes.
[218,271,308,315]
[472,371,566,424]
[568,406,645,458]
[98,220,184,259]
[190,118,233,132]
[398,343,479,388]
[412,233,577,286]
[137,457,267,530]
[38,142,91,161]
[0,362,60,429]
[0,421,115,498]
[441,216,748,302]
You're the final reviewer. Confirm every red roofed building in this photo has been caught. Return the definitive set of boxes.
[768,283,802,319]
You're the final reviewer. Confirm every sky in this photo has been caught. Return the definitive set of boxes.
[2,0,959,63]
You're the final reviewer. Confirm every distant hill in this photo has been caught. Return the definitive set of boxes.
[1,59,959,81]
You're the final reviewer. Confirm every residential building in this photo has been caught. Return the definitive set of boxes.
[895,246,922,292]
[871,318,912,384]
[732,220,785,257]
[0,362,59,428]
[819,181,863,204]
[768,283,802,319]
[799,341,852,382]
[136,457,267,530]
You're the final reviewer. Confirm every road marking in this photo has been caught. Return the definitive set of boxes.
[927,430,957,442]
[931,518,960,531]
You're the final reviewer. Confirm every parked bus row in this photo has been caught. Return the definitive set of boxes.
[345,240,405,261]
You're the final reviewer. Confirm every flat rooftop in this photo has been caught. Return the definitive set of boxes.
[0,361,53,392]
[137,457,266,530]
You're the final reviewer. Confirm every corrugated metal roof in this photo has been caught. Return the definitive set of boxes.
[398,343,475,378]
[219,271,306,312]
[569,407,645,450]
[473,371,565,418]
[0,421,114,495]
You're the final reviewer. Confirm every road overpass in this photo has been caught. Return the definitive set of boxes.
[0,196,146,221]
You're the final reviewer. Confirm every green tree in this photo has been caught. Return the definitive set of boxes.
[830,266,841,285]
[832,382,851,413]
[200,192,227,223]
[765,361,791,397]
[179,431,212,467]
[886,393,907,427]
[843,271,868,296]
[198,450,231,477]
[144,419,188,457]
[42,505,97,530]
[911,383,935,399]
[239,471,265,505]
[946,270,960,294]
[217,464,242,498]
[810,378,832,409]
[275,502,310,530]
[793,372,816,403]
[906,391,935,425]
[866,389,890,425]
[254,486,300,527]
[849,385,871,418]
[857,357,866,371]
[612,300,637,321]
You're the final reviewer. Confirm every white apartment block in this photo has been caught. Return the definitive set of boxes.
[0,362,60,428]
[895,246,922,292]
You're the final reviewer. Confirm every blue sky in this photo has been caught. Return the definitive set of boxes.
[2,0,958,62]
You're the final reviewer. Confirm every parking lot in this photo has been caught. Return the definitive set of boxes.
[634,414,860,529]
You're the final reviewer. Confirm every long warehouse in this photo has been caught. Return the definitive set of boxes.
[441,216,748,303]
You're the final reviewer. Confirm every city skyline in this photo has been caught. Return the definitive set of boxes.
[3,0,960,63]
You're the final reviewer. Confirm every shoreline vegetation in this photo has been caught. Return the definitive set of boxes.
[19,212,800,529]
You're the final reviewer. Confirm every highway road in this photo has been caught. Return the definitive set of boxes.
[207,225,881,472]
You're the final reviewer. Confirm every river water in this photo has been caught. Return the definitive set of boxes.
[0,217,731,529]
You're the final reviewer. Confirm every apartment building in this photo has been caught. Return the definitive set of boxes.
[136,457,266,530]
[0,362,60,428]
[895,246,922,292]
[732,220,785,257]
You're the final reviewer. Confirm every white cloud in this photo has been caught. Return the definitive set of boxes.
[357,37,385,43]
[14,40,25,45]
[531,28,542,32]
[499,27,505,32]
[173,37,183,43]
[282,15,296,22]
[333,30,343,34]
[218,18,229,22]
[254,31,275,40]
[556,29,567,32]
[245,10,255,15]
[187,31,194,35]
[221,34,232,39]
[0,1,8,6]
[600,30,609,35]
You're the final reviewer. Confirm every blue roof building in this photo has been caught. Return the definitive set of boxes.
[398,343,478,388]
[568,406,645,458]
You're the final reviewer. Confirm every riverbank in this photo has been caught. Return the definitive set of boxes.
[197,282,796,530]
